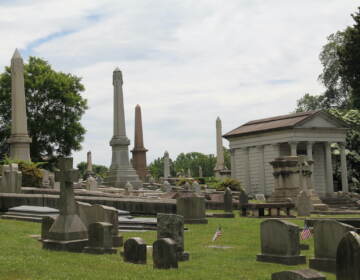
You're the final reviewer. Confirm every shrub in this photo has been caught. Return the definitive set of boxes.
[215,178,243,192]
[176,178,194,186]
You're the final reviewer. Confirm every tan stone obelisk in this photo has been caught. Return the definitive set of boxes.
[214,117,225,178]
[8,49,32,161]
[131,104,148,180]
[104,68,141,188]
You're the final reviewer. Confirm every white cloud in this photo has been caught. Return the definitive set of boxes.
[0,0,358,166]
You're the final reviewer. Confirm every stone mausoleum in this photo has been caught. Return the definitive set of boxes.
[223,111,349,198]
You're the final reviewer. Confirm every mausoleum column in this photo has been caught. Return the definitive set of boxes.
[244,147,251,193]
[289,141,298,156]
[339,142,349,192]
[306,141,314,182]
[257,145,266,194]
[324,141,334,194]
[230,148,236,179]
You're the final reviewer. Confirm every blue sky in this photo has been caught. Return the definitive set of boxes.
[0,0,358,166]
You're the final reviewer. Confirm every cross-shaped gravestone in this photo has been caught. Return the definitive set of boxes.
[55,158,80,215]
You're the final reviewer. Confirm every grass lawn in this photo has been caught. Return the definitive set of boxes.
[0,214,338,280]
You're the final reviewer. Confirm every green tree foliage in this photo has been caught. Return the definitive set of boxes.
[76,162,109,179]
[148,157,164,179]
[0,57,88,162]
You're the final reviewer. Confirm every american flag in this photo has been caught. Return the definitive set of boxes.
[212,226,222,241]
[300,225,312,240]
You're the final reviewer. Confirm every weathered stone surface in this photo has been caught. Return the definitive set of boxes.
[41,216,56,240]
[193,181,201,193]
[85,176,98,191]
[238,190,249,206]
[224,187,233,213]
[157,213,188,261]
[309,220,356,273]
[123,237,147,264]
[214,117,225,178]
[153,238,178,269]
[163,151,170,178]
[163,180,172,192]
[272,269,326,280]
[255,193,266,201]
[176,194,207,224]
[0,164,22,193]
[336,231,360,280]
[83,222,117,254]
[296,190,313,217]
[257,219,306,265]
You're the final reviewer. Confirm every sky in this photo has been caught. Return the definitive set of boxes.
[0,0,358,167]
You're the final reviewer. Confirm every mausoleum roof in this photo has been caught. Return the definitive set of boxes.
[223,110,347,138]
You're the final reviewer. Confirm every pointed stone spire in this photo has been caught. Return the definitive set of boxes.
[163,151,170,178]
[86,151,93,172]
[131,104,148,180]
[103,68,141,188]
[8,49,32,161]
[214,116,225,177]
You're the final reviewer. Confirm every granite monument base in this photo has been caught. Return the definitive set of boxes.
[83,246,117,254]
[309,258,336,273]
[42,239,88,252]
[257,254,306,265]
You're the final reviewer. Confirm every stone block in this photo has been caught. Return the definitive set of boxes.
[224,187,233,213]
[176,194,207,224]
[336,231,360,280]
[83,222,117,254]
[153,238,178,269]
[296,190,313,217]
[123,237,146,264]
[272,269,326,280]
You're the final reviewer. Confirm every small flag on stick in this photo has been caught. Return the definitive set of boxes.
[212,226,222,242]
[300,225,312,240]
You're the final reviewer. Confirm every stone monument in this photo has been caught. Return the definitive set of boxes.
[153,238,178,269]
[42,158,88,252]
[83,222,117,254]
[103,68,141,188]
[131,104,148,181]
[163,151,170,178]
[296,190,313,216]
[176,193,207,224]
[7,49,32,161]
[214,117,225,178]
[0,163,22,193]
[336,231,360,280]
[123,237,147,264]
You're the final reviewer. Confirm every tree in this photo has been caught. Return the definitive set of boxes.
[76,162,109,179]
[0,57,88,162]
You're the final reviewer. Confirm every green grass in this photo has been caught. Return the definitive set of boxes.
[0,215,340,280]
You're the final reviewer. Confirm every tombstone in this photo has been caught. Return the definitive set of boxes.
[255,193,266,201]
[157,213,188,261]
[0,163,22,193]
[125,181,134,192]
[336,231,360,280]
[176,194,207,224]
[40,169,50,188]
[42,158,88,252]
[193,181,201,193]
[309,220,356,273]
[82,222,116,254]
[296,190,313,217]
[153,238,178,269]
[123,237,147,264]
[238,190,249,206]
[257,219,306,265]
[163,180,172,192]
[41,216,56,240]
[85,176,98,191]
[149,176,155,184]
[184,181,191,191]
[224,187,233,213]
[198,166,203,177]
[272,269,326,280]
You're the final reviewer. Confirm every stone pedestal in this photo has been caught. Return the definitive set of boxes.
[83,222,117,254]
[176,192,207,224]
[0,163,22,193]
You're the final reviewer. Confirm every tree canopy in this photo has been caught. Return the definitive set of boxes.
[0,57,88,162]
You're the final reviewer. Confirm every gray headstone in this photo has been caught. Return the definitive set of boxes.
[157,213,188,261]
[239,190,249,206]
[41,216,56,240]
[272,269,326,280]
[257,219,306,265]
[255,193,266,201]
[83,222,116,254]
[224,187,233,213]
[296,190,313,217]
[336,231,360,280]
[153,238,178,269]
[176,195,207,224]
[123,237,147,264]
[85,176,98,191]
[163,180,172,192]
[184,181,191,191]
[309,220,356,273]
[1,163,22,193]
[193,181,201,193]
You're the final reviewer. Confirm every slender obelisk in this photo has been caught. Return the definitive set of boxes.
[104,68,141,188]
[131,104,148,180]
[214,116,225,178]
[8,49,32,161]
[163,151,170,178]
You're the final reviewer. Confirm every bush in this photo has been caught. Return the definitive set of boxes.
[176,178,194,186]
[215,178,243,192]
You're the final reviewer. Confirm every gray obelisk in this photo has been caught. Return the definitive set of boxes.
[163,151,170,178]
[104,68,141,188]
[214,117,225,178]
[7,49,32,161]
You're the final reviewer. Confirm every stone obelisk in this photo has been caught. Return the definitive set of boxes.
[7,49,31,161]
[104,68,141,188]
[163,151,170,178]
[131,104,148,180]
[214,117,225,178]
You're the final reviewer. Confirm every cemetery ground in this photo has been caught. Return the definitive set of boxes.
[0,213,351,280]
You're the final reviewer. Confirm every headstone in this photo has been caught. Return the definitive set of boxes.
[7,49,32,161]
[257,219,306,265]
[163,180,172,192]
[176,194,207,224]
[336,231,360,280]
[238,190,249,206]
[103,68,141,188]
[153,238,178,269]
[40,169,50,188]
[42,157,88,252]
[272,269,326,280]
[214,117,225,178]
[224,187,233,213]
[163,151,170,178]
[184,181,191,191]
[310,220,357,273]
[255,193,266,201]
[85,176,98,191]
[157,213,188,261]
[149,176,155,184]
[199,166,203,177]
[83,222,117,254]
[193,181,201,193]
[296,190,313,217]
[123,237,147,264]
[0,163,22,193]
[41,216,56,240]
[125,181,133,193]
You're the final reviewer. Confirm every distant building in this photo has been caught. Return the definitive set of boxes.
[223,111,349,198]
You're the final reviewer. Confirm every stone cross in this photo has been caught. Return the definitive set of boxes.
[54,158,80,215]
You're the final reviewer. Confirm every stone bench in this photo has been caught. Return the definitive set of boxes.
[240,203,295,218]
